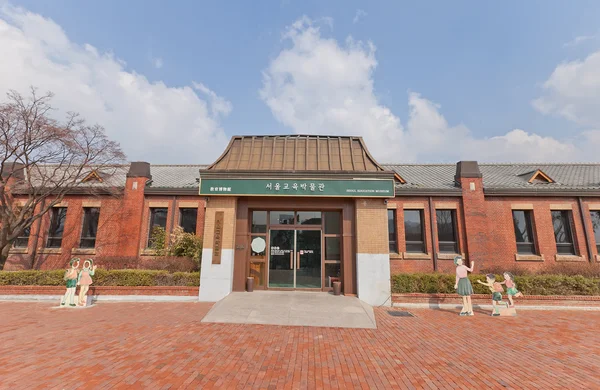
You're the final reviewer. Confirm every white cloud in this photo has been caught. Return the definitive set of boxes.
[353,9,367,24]
[563,33,598,48]
[0,4,230,163]
[261,17,594,162]
[152,57,163,69]
[533,50,600,129]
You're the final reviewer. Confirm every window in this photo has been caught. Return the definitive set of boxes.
[297,211,322,225]
[13,226,30,248]
[270,211,294,225]
[551,210,576,255]
[404,209,425,253]
[148,208,168,247]
[324,211,342,287]
[46,207,67,248]
[512,210,536,254]
[388,209,398,253]
[79,208,100,248]
[436,209,458,253]
[250,211,268,288]
[179,208,198,234]
[591,211,600,253]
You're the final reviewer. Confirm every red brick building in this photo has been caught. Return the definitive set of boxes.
[5,135,600,305]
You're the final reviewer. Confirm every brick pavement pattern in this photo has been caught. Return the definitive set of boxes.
[0,302,599,389]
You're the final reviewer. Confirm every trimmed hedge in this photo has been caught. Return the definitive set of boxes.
[0,270,200,287]
[392,273,600,296]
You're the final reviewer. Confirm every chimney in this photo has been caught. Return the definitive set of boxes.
[1,162,26,180]
[127,161,151,179]
[454,161,482,184]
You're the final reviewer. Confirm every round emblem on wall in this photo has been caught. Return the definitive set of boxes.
[251,237,266,253]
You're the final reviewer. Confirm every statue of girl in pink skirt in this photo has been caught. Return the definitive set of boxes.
[77,259,97,306]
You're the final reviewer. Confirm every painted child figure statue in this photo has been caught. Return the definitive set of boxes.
[500,272,523,307]
[454,256,475,316]
[477,274,508,316]
[77,259,97,306]
[61,258,80,307]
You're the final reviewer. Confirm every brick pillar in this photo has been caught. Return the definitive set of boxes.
[199,196,237,302]
[355,198,392,306]
[455,161,486,270]
[119,162,151,257]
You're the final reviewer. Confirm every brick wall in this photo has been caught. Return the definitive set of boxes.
[355,198,388,254]
[5,188,207,270]
[388,197,466,274]
[389,194,600,276]
[203,197,237,251]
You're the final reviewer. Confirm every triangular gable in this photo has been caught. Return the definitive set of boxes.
[519,169,554,184]
[81,170,104,183]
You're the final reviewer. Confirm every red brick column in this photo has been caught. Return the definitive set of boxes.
[455,161,487,270]
[118,162,151,257]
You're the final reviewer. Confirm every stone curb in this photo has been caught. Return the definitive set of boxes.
[0,295,199,302]
[392,302,600,311]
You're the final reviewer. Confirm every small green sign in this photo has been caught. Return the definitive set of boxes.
[199,178,394,197]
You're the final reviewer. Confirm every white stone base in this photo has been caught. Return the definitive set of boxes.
[356,253,392,307]
[198,248,234,302]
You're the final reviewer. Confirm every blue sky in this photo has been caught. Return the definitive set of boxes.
[1,1,600,163]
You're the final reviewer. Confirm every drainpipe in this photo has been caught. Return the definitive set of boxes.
[429,196,438,272]
[30,198,45,269]
[170,196,177,234]
[578,197,594,263]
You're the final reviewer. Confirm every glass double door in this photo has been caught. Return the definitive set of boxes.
[269,229,321,289]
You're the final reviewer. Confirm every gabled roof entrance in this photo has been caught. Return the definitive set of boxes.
[200,135,397,198]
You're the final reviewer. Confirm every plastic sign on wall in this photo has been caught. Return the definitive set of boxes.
[199,178,394,198]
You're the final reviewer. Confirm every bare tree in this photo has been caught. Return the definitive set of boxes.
[0,88,126,269]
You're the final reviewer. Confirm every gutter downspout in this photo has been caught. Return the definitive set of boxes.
[170,196,177,234]
[429,196,438,272]
[578,197,594,263]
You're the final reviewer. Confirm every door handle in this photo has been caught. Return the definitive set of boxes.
[296,252,300,269]
[290,252,293,269]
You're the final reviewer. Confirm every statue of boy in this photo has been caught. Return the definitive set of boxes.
[61,258,80,307]
[477,274,508,316]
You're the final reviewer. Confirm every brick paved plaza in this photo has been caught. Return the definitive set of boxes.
[0,302,599,389]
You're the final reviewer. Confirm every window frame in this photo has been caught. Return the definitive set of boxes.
[79,207,100,249]
[387,209,398,254]
[512,210,537,255]
[436,209,459,254]
[13,226,31,248]
[178,207,198,234]
[147,207,168,248]
[590,210,600,254]
[403,209,426,253]
[551,210,577,255]
[46,207,68,248]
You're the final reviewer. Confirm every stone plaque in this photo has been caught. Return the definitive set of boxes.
[212,211,224,264]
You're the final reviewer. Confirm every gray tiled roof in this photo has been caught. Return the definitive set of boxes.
[384,164,458,191]
[147,165,208,189]
[386,163,600,192]
[140,163,600,193]
[479,164,600,190]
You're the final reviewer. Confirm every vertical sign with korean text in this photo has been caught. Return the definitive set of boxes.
[212,211,224,264]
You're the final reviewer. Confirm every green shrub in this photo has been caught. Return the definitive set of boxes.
[391,273,600,296]
[0,270,199,287]
[149,226,202,270]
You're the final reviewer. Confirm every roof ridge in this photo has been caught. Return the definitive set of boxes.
[231,134,362,139]
[479,162,600,166]
[150,164,209,167]
[382,163,456,166]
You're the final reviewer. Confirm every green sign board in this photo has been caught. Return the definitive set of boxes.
[199,178,394,197]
